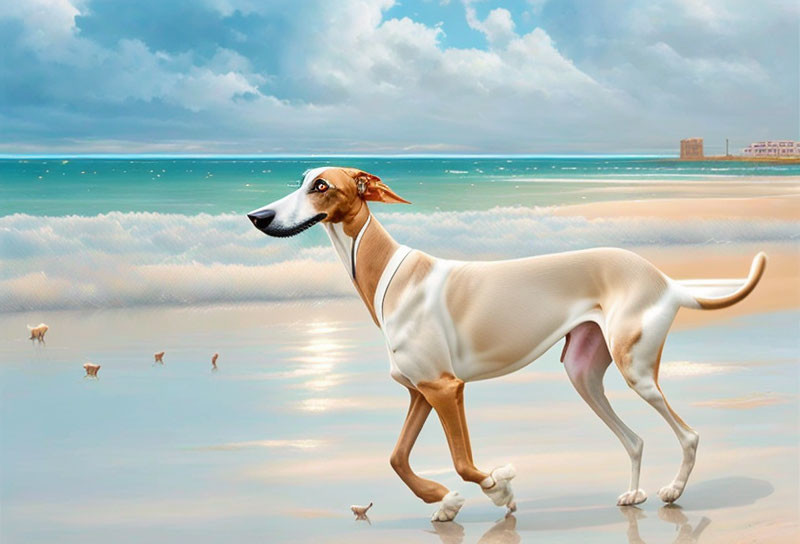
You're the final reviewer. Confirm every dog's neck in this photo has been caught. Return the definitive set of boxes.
[322,201,399,326]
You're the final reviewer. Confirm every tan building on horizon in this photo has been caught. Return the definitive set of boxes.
[680,138,704,159]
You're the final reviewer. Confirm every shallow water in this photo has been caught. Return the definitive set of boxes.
[0,302,797,543]
[2,156,799,215]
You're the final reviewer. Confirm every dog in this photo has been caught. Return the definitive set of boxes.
[83,362,100,377]
[247,167,766,521]
[28,323,48,343]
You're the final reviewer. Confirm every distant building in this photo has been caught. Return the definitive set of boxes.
[680,138,704,159]
[742,140,800,157]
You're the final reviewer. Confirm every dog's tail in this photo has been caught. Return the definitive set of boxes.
[672,252,766,310]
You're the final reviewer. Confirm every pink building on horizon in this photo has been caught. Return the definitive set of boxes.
[742,140,800,157]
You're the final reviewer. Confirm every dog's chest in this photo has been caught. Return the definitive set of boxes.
[381,260,462,385]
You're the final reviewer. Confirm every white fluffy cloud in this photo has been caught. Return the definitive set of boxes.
[0,0,796,153]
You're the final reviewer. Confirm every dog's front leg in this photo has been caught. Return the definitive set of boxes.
[390,388,452,506]
[417,373,516,520]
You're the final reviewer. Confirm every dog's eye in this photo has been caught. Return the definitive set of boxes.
[314,180,329,193]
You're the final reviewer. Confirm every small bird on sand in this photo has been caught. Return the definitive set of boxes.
[28,323,49,343]
[350,502,373,520]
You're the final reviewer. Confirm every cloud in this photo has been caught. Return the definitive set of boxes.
[0,0,796,152]
[465,5,516,49]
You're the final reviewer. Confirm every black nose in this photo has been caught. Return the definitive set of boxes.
[248,209,275,230]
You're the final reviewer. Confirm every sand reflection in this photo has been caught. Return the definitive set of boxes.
[426,508,708,544]
[421,477,774,544]
[620,506,710,544]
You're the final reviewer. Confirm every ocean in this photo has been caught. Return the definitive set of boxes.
[1,157,798,543]
[2,156,799,216]
[1,156,798,312]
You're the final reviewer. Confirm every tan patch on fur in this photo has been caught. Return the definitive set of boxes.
[417,373,488,485]
[306,168,409,228]
[352,216,399,325]
[307,168,363,227]
[696,252,767,310]
[611,326,642,376]
[383,251,434,317]
[653,341,666,384]
[445,249,668,373]
[390,388,449,503]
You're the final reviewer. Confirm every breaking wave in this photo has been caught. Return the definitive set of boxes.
[1,208,795,311]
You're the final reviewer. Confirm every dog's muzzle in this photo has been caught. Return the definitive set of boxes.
[247,209,276,231]
[247,209,327,237]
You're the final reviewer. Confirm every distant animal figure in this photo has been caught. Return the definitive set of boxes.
[154,351,165,364]
[249,167,767,522]
[211,352,219,368]
[350,502,373,520]
[28,323,49,343]
[83,362,100,377]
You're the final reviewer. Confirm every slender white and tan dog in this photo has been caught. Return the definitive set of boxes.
[248,167,766,521]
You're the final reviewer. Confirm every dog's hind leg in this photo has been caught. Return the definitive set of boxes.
[418,373,516,520]
[613,303,699,504]
[390,388,452,505]
[562,321,646,506]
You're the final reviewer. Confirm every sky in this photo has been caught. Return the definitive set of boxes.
[0,0,797,155]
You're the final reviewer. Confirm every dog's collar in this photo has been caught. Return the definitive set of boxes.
[374,244,414,328]
[350,214,372,279]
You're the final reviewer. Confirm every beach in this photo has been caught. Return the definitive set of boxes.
[1,157,798,543]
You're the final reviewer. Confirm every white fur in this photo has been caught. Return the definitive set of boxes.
[249,167,326,230]
[431,491,465,522]
[481,464,517,510]
[324,214,372,280]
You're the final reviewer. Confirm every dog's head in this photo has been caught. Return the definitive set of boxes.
[247,167,409,237]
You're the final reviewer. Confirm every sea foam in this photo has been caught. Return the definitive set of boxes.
[1,208,795,311]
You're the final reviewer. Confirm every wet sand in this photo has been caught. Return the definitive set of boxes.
[1,290,797,543]
[554,195,800,221]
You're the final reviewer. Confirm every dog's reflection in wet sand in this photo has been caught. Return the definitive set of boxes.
[658,505,711,544]
[428,515,519,544]
[427,506,709,544]
[620,505,710,544]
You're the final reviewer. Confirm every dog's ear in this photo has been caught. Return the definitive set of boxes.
[350,170,410,204]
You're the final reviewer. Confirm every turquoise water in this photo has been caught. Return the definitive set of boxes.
[2,157,799,216]
[1,156,798,312]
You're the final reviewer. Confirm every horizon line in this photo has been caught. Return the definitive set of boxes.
[0,153,678,160]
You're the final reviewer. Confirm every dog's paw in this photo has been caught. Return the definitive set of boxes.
[481,464,516,509]
[658,483,684,503]
[431,491,465,522]
[617,489,647,506]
